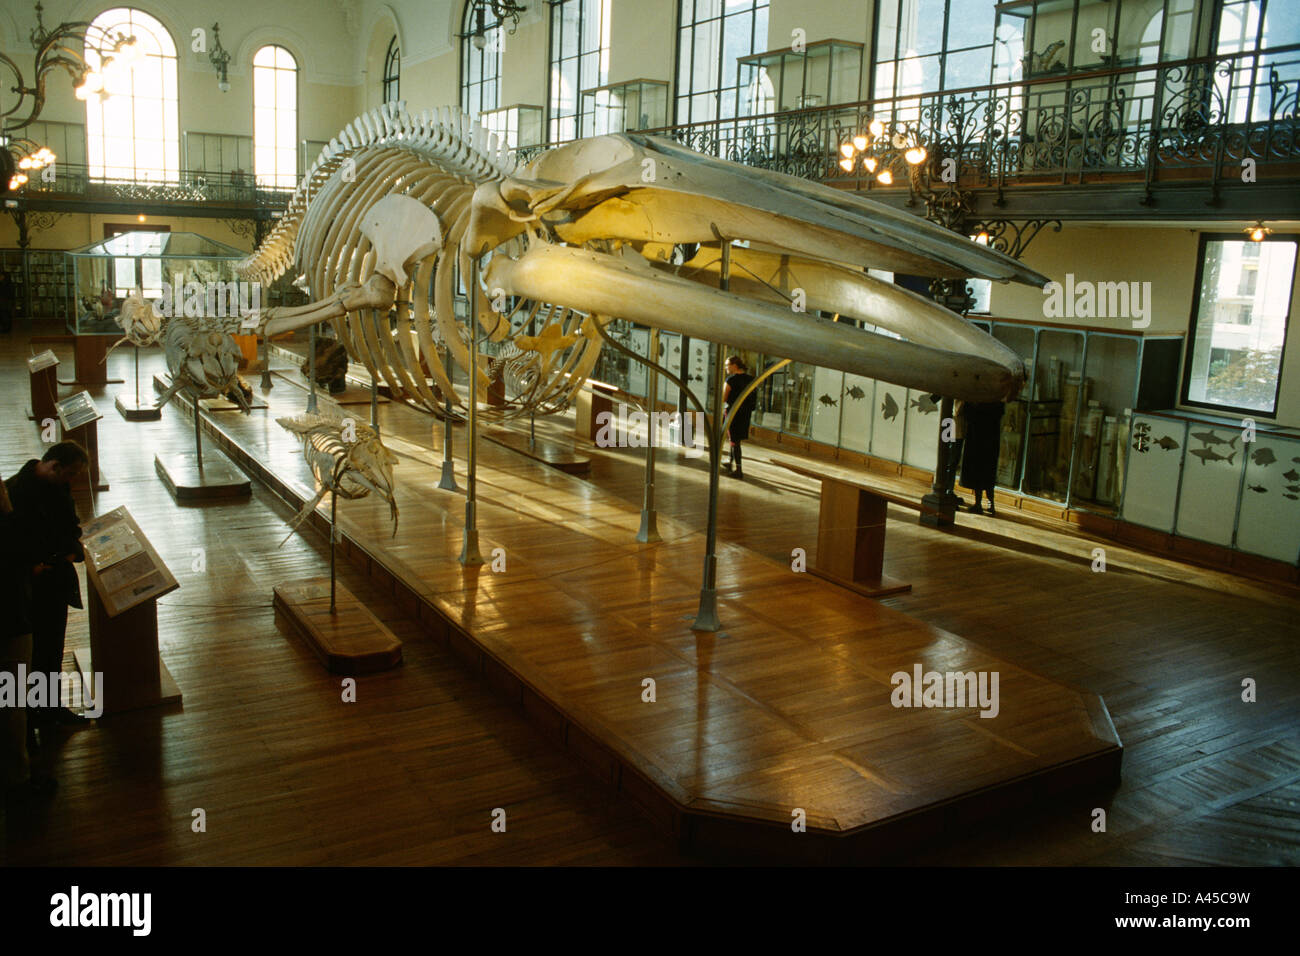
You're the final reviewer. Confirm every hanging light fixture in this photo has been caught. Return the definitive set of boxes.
[210,23,231,93]
[836,115,928,189]
[461,1,528,50]
[1246,221,1272,242]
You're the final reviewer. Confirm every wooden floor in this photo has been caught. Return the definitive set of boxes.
[4,330,1299,865]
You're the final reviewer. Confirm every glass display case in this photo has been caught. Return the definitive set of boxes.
[737,39,863,114]
[66,231,247,335]
[580,80,669,137]
[479,104,545,149]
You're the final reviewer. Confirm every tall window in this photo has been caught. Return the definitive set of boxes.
[85,8,178,182]
[461,3,503,119]
[873,0,995,101]
[254,46,298,190]
[383,37,400,103]
[674,0,769,125]
[549,0,611,143]
[1184,236,1296,416]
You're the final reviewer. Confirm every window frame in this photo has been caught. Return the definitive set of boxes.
[672,0,771,126]
[547,0,611,144]
[252,44,299,190]
[460,1,504,119]
[1180,231,1297,419]
[383,36,400,103]
[84,7,180,184]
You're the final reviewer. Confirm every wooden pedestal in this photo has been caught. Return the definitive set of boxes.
[76,507,181,716]
[116,395,162,421]
[62,418,109,491]
[155,450,252,501]
[576,380,617,443]
[29,363,59,423]
[59,335,123,387]
[274,578,402,674]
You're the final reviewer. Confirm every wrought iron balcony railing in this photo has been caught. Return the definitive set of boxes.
[16,163,296,208]
[634,44,1300,198]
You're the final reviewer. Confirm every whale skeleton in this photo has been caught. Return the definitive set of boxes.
[237,101,1048,418]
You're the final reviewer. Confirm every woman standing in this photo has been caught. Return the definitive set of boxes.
[960,401,1005,516]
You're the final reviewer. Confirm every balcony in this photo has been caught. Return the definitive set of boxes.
[637,44,1300,221]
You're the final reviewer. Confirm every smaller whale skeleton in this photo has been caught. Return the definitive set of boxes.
[155,317,252,413]
[276,412,400,544]
[105,288,163,357]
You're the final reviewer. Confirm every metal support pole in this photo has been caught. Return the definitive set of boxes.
[370,376,379,433]
[438,341,458,491]
[691,243,730,633]
[134,345,140,406]
[193,396,203,470]
[329,491,338,615]
[260,333,273,391]
[460,260,484,566]
[637,326,661,543]
[921,395,960,527]
[306,322,319,413]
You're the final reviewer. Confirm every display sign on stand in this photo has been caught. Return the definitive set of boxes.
[27,350,60,423]
[55,390,109,491]
[73,506,182,716]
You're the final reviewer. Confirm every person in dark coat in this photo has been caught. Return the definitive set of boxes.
[0,476,44,797]
[722,355,756,480]
[0,270,16,333]
[5,441,88,733]
[960,401,1005,516]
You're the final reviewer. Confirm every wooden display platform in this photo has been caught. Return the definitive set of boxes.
[273,578,403,674]
[76,506,182,716]
[272,370,392,406]
[57,334,123,387]
[155,449,252,500]
[116,395,162,421]
[191,387,1123,863]
[484,425,591,476]
[151,372,268,410]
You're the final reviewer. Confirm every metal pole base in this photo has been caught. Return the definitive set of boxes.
[459,502,483,565]
[438,459,459,492]
[919,491,960,528]
[260,368,274,392]
[636,509,661,543]
[459,529,483,566]
[306,391,319,414]
[691,587,721,632]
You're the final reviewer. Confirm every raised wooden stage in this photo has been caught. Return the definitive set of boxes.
[165,359,1123,862]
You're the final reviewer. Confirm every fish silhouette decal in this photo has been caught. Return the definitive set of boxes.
[880,392,899,421]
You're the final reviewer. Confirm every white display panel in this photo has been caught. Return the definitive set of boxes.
[1176,422,1245,546]
[1235,434,1300,563]
[903,389,940,471]
[656,331,681,408]
[1120,415,1185,532]
[871,384,905,462]
[810,368,844,446]
[839,375,874,453]
[627,328,649,398]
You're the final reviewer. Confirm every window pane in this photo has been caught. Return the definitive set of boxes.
[1186,239,1296,414]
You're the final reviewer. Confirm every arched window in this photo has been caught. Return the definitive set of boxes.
[461,1,503,119]
[254,46,298,190]
[675,0,769,125]
[383,36,400,103]
[85,8,178,182]
[548,0,611,143]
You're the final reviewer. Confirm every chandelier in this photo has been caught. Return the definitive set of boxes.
[2,3,141,133]
[837,116,928,187]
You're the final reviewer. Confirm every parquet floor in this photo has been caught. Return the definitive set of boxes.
[3,329,1298,866]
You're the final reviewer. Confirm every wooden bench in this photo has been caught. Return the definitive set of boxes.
[773,460,915,598]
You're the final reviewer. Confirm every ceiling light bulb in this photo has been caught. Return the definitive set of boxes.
[905,146,927,165]
[839,158,854,172]
[839,142,855,159]
[877,170,893,185]
[868,119,885,138]
[1251,226,1266,241]
[18,157,32,170]
[975,231,990,244]
[473,32,487,51]
[864,157,878,173]
[852,134,868,152]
